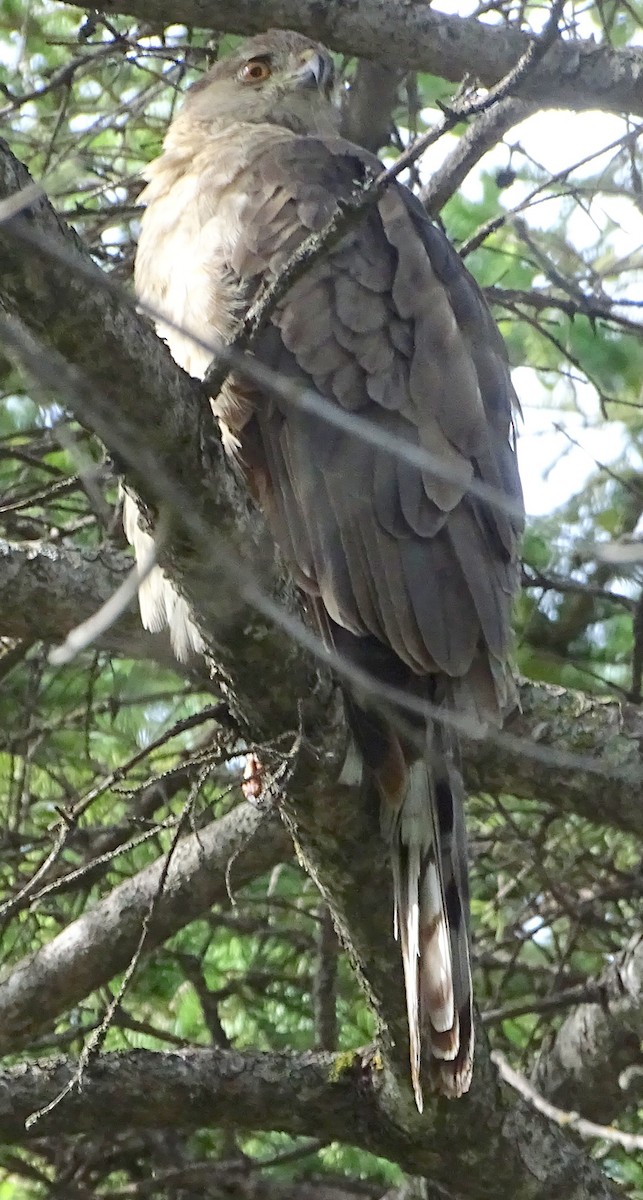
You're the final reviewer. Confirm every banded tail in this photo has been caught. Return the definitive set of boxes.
[387,726,473,1107]
[346,690,473,1109]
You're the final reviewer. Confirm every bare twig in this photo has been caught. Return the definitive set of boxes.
[25,768,207,1129]
[492,1051,643,1152]
[421,98,531,216]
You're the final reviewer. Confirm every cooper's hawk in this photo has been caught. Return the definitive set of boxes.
[126,30,523,1107]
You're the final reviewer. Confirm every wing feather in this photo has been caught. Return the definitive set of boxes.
[224,134,522,710]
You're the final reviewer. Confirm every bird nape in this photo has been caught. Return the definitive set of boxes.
[126,28,524,1108]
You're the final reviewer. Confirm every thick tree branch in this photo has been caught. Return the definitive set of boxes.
[467,682,643,838]
[0,1048,621,1199]
[341,61,403,155]
[533,933,643,1123]
[0,140,322,745]
[1,680,641,1064]
[0,802,290,1054]
[78,0,643,117]
[0,537,191,669]
[123,1170,386,1200]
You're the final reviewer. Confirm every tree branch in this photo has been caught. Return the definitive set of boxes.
[466,682,643,838]
[59,0,643,118]
[1,679,641,1067]
[0,802,291,1054]
[533,933,643,1123]
[421,98,531,216]
[341,60,403,155]
[0,1047,621,1199]
[0,140,323,745]
[0,537,190,669]
[105,1166,386,1200]
[495,1051,643,1153]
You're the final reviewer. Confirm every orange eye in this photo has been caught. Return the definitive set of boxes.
[238,58,272,84]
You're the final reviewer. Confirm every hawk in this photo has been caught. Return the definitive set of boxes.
[126,30,523,1107]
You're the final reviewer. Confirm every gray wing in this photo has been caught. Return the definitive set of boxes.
[225,136,523,717]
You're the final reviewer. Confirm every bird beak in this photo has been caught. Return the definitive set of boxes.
[291,49,332,93]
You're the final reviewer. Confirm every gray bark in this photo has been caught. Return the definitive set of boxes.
[0,536,191,669]
[0,712,641,1120]
[533,933,643,1122]
[467,682,643,839]
[52,0,643,118]
[341,61,403,155]
[0,1047,621,1199]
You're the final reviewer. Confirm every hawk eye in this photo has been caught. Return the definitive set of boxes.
[238,58,272,84]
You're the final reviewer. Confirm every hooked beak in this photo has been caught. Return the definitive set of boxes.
[291,49,334,93]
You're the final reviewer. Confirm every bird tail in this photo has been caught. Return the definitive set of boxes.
[385,721,473,1108]
[317,616,474,1109]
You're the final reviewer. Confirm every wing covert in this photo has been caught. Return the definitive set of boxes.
[223,134,523,714]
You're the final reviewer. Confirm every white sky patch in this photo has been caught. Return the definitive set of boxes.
[514,367,630,516]
[504,113,641,521]
[420,104,643,525]
[69,111,103,133]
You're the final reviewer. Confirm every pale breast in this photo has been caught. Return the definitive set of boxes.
[128,124,291,657]
[135,166,247,381]
[135,122,298,386]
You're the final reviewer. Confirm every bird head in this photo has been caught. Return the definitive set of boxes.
[178,30,339,137]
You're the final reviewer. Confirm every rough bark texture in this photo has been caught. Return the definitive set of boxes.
[466,682,643,837]
[0,537,186,667]
[0,1048,622,1199]
[0,710,640,1110]
[0,140,322,744]
[533,933,643,1121]
[83,0,643,117]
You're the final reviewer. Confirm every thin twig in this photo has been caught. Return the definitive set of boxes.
[460,125,642,258]
[482,982,602,1025]
[522,566,636,611]
[0,704,223,921]
[492,1050,643,1152]
[25,771,205,1130]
